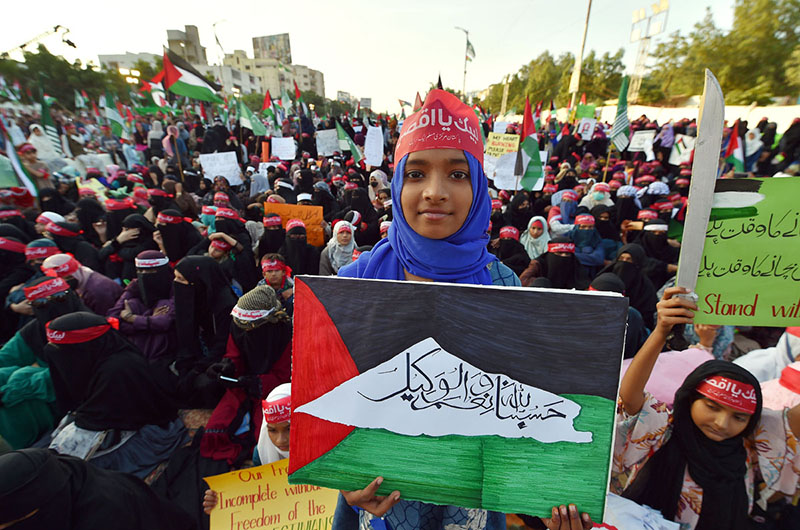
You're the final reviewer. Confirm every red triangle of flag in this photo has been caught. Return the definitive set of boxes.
[162,54,181,89]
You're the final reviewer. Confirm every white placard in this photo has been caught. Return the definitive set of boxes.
[668,134,696,165]
[271,137,297,161]
[628,130,656,152]
[296,337,591,443]
[258,162,279,174]
[315,129,339,157]
[577,118,597,141]
[491,152,520,190]
[352,125,363,133]
[493,121,509,134]
[364,126,384,167]
[199,152,242,185]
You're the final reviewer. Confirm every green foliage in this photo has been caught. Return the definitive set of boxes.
[131,59,158,81]
[241,92,263,112]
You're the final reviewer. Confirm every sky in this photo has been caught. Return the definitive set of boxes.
[2,0,735,113]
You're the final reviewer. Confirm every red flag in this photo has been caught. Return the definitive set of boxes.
[261,90,272,112]
[162,54,181,89]
[579,93,586,105]
[294,81,302,101]
[200,103,207,123]
[413,92,423,112]
[81,90,88,99]
[125,107,134,122]
[522,97,536,139]
[116,101,125,117]
[91,100,101,118]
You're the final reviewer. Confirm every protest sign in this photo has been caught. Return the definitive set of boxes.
[289,276,628,521]
[204,458,338,530]
[694,178,800,326]
[668,134,696,166]
[315,129,339,157]
[483,133,519,188]
[272,137,297,161]
[577,118,597,141]
[492,121,509,134]
[364,126,384,167]
[263,202,325,247]
[628,130,656,152]
[575,104,596,119]
[258,162,279,174]
[199,152,243,186]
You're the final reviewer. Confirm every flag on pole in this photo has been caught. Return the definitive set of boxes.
[724,120,745,172]
[74,90,86,109]
[466,39,476,62]
[91,100,102,119]
[336,121,363,164]
[39,89,63,157]
[294,81,308,116]
[162,50,223,103]
[237,98,267,136]
[103,91,128,139]
[533,100,542,130]
[556,123,570,143]
[519,97,543,191]
[398,99,412,108]
[547,100,556,123]
[279,87,292,113]
[43,94,57,106]
[413,92,423,112]
[0,117,39,196]
[579,93,586,105]
[609,76,631,152]
[261,90,279,125]
[0,77,17,101]
[437,75,443,90]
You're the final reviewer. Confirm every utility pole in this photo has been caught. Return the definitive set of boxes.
[569,0,593,110]
[629,0,669,103]
[500,75,510,117]
[455,27,470,102]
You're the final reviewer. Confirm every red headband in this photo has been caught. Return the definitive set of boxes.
[351,249,362,261]
[548,242,575,254]
[157,212,185,224]
[261,259,291,276]
[201,206,216,216]
[24,277,69,301]
[43,256,81,277]
[0,237,26,254]
[213,192,230,203]
[262,394,291,424]
[594,183,610,193]
[637,209,658,220]
[215,208,242,221]
[696,375,757,415]
[210,239,233,251]
[543,184,557,193]
[653,201,674,211]
[561,191,578,202]
[45,222,81,237]
[575,214,595,226]
[531,220,544,229]
[25,245,59,260]
[0,209,22,219]
[135,256,169,268]
[127,174,144,183]
[263,215,283,227]
[46,319,118,345]
[609,180,622,189]
[676,178,690,186]
[491,199,503,209]
[105,198,135,211]
[499,226,519,241]
[148,188,173,198]
[286,219,306,231]
[395,89,483,165]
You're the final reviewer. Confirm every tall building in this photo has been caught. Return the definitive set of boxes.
[166,25,207,65]
[252,34,292,64]
[292,64,325,98]
[98,52,160,72]
[192,64,261,95]
[223,50,325,99]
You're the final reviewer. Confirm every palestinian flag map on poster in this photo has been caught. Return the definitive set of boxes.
[288,276,629,520]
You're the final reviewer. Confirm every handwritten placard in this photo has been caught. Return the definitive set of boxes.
[628,130,656,153]
[204,459,338,530]
[577,118,597,141]
[315,129,339,157]
[272,137,297,161]
[694,178,800,326]
[484,133,519,159]
[264,202,325,247]
[364,126,384,167]
[199,152,243,186]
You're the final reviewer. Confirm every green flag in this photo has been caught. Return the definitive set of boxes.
[336,121,363,164]
[39,89,63,156]
[237,98,267,136]
[74,89,86,109]
[0,117,39,196]
[610,76,630,152]
[103,91,128,138]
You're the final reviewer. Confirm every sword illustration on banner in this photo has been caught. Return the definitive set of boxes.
[675,69,725,302]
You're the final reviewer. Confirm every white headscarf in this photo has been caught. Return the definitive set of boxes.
[256,383,291,464]
[27,124,60,161]
[368,169,390,202]
[325,221,356,274]
[519,216,550,260]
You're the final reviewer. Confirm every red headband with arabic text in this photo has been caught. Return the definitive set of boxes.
[25,244,59,260]
[157,212,186,225]
[0,209,22,219]
[696,375,757,414]
[23,277,69,301]
[46,317,119,345]
[547,242,575,254]
[262,395,291,424]
[46,222,81,237]
[0,237,26,254]
[499,226,519,241]
[43,255,81,277]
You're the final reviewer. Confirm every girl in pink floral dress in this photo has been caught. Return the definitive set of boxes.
[614,286,800,529]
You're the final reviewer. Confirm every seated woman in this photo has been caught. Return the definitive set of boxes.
[41,254,122,316]
[258,253,294,316]
[98,212,158,282]
[153,209,203,266]
[200,285,292,465]
[278,219,320,276]
[107,251,176,364]
[494,226,531,277]
[43,312,187,478]
[567,214,606,282]
[319,221,356,276]
[0,448,196,530]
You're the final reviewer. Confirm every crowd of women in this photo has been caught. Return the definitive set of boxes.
[0,90,800,530]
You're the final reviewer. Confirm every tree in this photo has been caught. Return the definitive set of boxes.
[241,92,263,112]
[131,59,158,81]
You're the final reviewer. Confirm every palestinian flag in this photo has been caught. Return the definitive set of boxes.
[237,98,267,136]
[519,97,543,191]
[533,100,542,130]
[261,90,279,125]
[294,81,308,116]
[547,100,556,122]
[724,120,745,172]
[398,99,412,108]
[74,90,86,109]
[0,76,16,101]
[162,50,223,104]
[280,88,292,114]
[413,92,423,112]
[556,123,570,143]
[103,91,128,138]
[710,179,765,221]
[0,117,38,196]
[39,90,63,157]
[288,276,627,521]
[43,94,57,106]
[335,121,363,164]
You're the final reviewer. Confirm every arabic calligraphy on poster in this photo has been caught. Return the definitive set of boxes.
[694,178,800,325]
[204,459,339,530]
[296,337,592,443]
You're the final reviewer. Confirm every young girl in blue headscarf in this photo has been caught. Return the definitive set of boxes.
[334,90,587,530]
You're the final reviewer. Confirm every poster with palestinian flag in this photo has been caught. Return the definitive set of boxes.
[288,276,628,520]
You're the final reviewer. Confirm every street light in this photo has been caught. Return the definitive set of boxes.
[629,0,669,103]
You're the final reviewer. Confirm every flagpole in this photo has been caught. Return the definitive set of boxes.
[601,143,613,182]
[455,27,469,102]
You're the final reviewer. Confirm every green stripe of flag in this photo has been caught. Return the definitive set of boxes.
[336,122,363,164]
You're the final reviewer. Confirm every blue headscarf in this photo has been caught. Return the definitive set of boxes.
[338,151,493,285]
